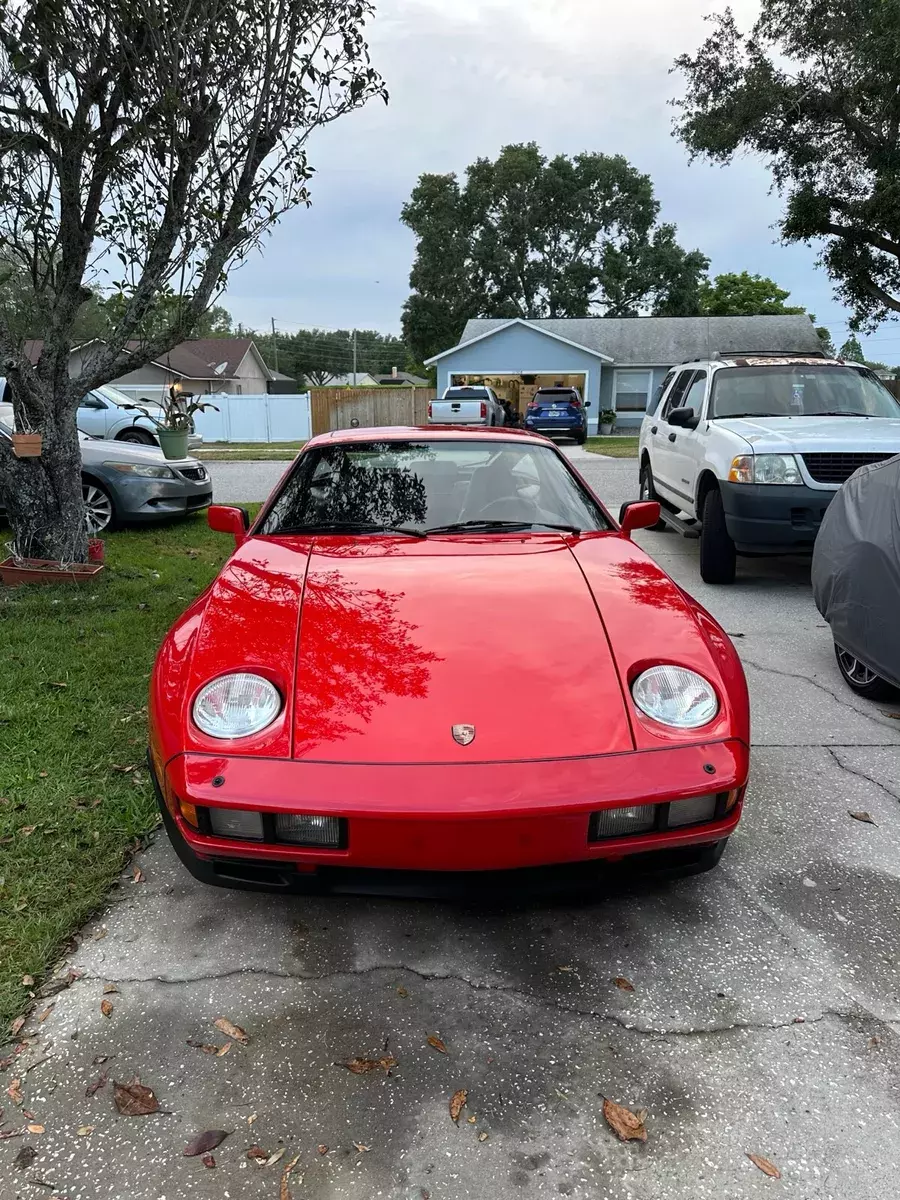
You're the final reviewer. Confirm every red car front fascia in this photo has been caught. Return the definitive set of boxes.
[156,738,748,873]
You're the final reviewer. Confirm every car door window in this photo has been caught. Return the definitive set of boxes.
[651,371,676,414]
[681,371,708,419]
[660,371,696,420]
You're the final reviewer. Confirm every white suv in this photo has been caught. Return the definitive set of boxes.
[638,354,900,583]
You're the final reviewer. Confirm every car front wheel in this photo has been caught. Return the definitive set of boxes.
[834,642,897,700]
[83,479,117,534]
[699,488,736,584]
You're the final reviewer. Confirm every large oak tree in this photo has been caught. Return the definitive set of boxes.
[0,0,384,561]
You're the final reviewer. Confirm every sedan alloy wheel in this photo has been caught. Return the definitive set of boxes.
[83,482,114,534]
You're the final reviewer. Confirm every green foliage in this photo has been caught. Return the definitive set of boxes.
[698,271,806,316]
[838,334,866,362]
[99,293,233,342]
[400,143,709,361]
[673,1,900,328]
[255,328,412,388]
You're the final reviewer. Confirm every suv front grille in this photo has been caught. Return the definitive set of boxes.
[801,453,891,484]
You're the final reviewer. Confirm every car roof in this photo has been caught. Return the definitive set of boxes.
[306,425,551,449]
[677,355,848,372]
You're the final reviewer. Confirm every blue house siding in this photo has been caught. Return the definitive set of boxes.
[599,366,671,429]
[434,324,606,433]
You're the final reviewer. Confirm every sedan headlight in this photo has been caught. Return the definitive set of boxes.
[105,462,176,479]
[632,666,718,729]
[728,454,802,485]
[193,673,282,739]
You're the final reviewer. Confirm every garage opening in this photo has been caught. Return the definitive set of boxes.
[448,373,587,422]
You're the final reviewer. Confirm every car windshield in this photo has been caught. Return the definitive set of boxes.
[710,365,900,420]
[94,384,143,408]
[258,440,610,535]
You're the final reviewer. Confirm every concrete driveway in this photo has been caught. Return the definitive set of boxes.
[5,454,900,1200]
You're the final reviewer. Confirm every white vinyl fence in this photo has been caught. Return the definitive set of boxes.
[187,393,311,443]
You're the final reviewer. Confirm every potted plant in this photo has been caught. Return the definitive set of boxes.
[123,387,217,460]
[0,534,105,587]
[600,409,616,435]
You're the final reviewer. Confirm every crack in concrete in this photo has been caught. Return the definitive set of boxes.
[73,964,862,1040]
[826,746,900,804]
[741,657,900,730]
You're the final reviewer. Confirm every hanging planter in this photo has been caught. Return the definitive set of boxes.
[11,432,42,458]
[157,427,190,460]
[0,557,105,587]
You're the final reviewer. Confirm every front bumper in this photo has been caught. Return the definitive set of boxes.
[103,465,212,523]
[150,739,748,888]
[720,481,835,554]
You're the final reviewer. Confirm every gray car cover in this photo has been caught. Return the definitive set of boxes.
[811,454,900,688]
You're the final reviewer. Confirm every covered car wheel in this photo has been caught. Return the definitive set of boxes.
[117,427,156,445]
[638,462,668,531]
[700,487,736,584]
[83,479,117,534]
[834,642,898,700]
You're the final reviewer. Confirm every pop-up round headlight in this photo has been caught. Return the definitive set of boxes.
[631,666,718,729]
[193,673,281,739]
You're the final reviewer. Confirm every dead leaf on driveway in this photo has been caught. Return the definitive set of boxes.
[132,867,145,883]
[426,1035,447,1054]
[246,1145,268,1162]
[102,983,118,995]
[613,977,635,992]
[21,975,34,987]
[214,1017,248,1044]
[848,811,877,826]
[13,1145,36,1170]
[36,1004,54,1023]
[77,1125,94,1136]
[449,1089,467,1123]
[113,1079,159,1116]
[186,1039,229,1056]
[344,1056,397,1074]
[10,1017,25,1037]
[280,1154,301,1200]
[202,1154,216,1168]
[100,999,113,1018]
[27,1123,44,1134]
[353,1142,371,1153]
[747,1153,781,1178]
[603,1098,648,1143]
[7,1078,24,1105]
[266,1147,286,1167]
[317,1144,329,1155]
[397,986,408,998]
[184,1130,228,1157]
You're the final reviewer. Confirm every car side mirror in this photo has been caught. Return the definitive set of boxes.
[208,505,250,547]
[584,401,591,408]
[667,406,698,429]
[619,500,661,538]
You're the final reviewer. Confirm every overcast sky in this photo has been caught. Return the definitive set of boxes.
[223,0,900,365]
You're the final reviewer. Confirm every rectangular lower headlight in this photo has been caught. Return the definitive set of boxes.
[589,804,655,840]
[208,807,264,841]
[667,793,718,828]
[274,813,344,847]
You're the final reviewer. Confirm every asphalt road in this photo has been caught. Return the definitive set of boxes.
[6,451,900,1200]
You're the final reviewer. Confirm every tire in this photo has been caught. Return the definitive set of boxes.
[576,430,587,445]
[699,487,736,584]
[82,478,118,534]
[117,427,156,446]
[638,462,668,531]
[834,642,898,700]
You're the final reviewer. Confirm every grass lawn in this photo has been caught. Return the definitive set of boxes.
[585,436,640,458]
[0,508,256,1031]
[196,441,304,462]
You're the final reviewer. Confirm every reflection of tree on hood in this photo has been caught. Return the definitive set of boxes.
[295,568,441,754]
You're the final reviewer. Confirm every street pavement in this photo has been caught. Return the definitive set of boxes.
[4,451,900,1200]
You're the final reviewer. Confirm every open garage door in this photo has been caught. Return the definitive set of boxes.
[448,373,588,422]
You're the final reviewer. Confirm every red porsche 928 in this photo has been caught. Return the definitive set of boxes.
[149,427,749,893]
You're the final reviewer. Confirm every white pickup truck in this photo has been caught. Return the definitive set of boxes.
[637,353,900,583]
[428,385,505,426]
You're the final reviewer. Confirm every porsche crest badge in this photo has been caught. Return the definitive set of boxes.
[452,724,476,746]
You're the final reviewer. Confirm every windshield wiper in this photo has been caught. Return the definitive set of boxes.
[804,411,867,417]
[424,519,582,535]
[282,521,426,537]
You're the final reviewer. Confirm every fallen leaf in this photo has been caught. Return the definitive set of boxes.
[38,771,47,778]
[466,1116,476,1124]
[132,867,145,883]
[103,984,118,995]
[100,999,113,1018]
[216,1041,232,1057]
[47,681,68,689]
[19,826,36,836]
[555,965,574,972]
[186,1039,220,1055]
[27,1123,44,1134]
[202,1154,216,1168]
[344,1056,397,1074]
[14,1145,36,1170]
[21,975,34,987]
[246,1145,268,1161]
[184,1130,228,1157]
[111,764,135,774]
[449,1089,467,1123]
[91,1054,111,1066]
[76,1126,94,1136]
[613,977,635,992]
[247,1113,258,1125]
[747,1153,781,1179]
[22,1108,36,1120]
[266,1147,286,1166]
[868,1035,882,1049]
[848,811,877,826]
[214,1017,249,1044]
[0,1127,25,1141]
[478,1131,489,1142]
[37,1004,54,1023]
[427,1035,447,1054]
[7,1078,24,1105]
[10,1016,25,1037]
[397,986,408,998]
[113,1079,159,1116]
[603,1098,648,1143]
[353,1142,371,1153]
[317,1144,329,1154]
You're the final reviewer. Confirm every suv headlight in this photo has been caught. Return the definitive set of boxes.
[105,462,175,479]
[632,666,719,729]
[728,454,802,485]
[193,673,282,739]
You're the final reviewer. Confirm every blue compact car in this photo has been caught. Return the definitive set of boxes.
[523,387,589,444]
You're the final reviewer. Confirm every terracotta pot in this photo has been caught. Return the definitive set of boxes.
[11,433,42,458]
[0,557,105,587]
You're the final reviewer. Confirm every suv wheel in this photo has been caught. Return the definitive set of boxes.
[699,487,736,584]
[639,462,668,531]
[117,427,156,446]
[834,642,897,700]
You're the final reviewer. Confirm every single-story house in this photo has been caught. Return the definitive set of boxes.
[322,370,430,388]
[425,315,826,433]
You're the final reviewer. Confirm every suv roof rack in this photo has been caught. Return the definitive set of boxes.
[712,350,828,360]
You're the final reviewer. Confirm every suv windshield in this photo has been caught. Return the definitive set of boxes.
[710,365,900,420]
[258,440,609,535]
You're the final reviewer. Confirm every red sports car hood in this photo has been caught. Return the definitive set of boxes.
[180,533,742,765]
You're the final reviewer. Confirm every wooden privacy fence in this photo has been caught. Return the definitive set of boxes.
[309,387,436,436]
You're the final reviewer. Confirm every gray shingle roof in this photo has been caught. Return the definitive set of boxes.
[457,316,825,364]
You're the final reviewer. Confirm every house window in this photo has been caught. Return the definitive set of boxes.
[613,370,653,412]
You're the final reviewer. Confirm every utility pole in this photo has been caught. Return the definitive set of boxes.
[352,329,358,386]
[271,318,279,373]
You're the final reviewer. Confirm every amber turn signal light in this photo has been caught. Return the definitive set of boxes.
[178,799,200,829]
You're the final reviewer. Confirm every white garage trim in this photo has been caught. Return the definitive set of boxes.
[425,318,614,364]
